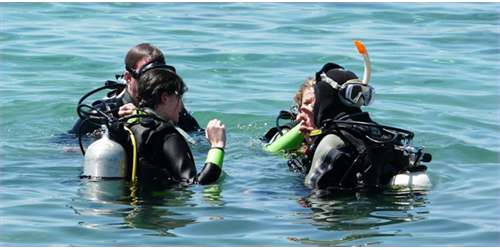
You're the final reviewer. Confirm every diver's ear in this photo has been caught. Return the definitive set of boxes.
[124,71,133,84]
[161,92,169,104]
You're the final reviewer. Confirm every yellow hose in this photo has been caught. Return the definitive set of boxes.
[123,126,137,182]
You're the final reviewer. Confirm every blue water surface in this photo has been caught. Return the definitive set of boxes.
[1,2,499,247]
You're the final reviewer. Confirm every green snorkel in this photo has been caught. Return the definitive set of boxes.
[354,40,371,85]
[265,121,305,153]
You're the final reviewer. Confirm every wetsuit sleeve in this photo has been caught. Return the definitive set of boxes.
[196,148,224,184]
[158,133,222,185]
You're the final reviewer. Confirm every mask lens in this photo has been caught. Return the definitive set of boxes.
[345,83,375,106]
[364,86,375,106]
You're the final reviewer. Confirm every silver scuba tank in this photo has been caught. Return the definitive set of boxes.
[82,125,128,179]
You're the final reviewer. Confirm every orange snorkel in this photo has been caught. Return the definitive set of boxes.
[354,40,371,85]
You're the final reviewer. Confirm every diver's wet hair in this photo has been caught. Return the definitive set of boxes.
[293,77,316,110]
[125,43,165,79]
[137,68,187,109]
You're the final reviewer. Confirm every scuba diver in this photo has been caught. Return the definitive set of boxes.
[80,61,226,190]
[291,41,433,191]
[262,77,318,154]
[68,43,202,137]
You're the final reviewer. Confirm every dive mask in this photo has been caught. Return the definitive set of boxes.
[340,79,375,106]
[321,73,375,108]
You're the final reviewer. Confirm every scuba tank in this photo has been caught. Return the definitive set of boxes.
[81,125,128,179]
[388,144,433,188]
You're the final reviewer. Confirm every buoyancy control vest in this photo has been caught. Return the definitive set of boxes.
[296,112,420,190]
[125,114,196,187]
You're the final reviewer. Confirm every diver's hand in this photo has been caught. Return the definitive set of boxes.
[296,112,316,144]
[118,103,136,117]
[205,119,226,149]
[297,113,316,134]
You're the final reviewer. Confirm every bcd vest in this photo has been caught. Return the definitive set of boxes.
[302,115,410,189]
[126,116,195,186]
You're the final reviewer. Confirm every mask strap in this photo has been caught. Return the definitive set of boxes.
[320,72,340,90]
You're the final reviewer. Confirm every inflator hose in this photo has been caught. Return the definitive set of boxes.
[123,126,138,182]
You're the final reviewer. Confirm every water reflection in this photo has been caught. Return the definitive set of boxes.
[292,187,430,246]
[72,179,223,237]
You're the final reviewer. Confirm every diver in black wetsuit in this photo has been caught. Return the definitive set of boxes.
[263,41,432,189]
[122,66,226,189]
[69,43,202,136]
[296,62,432,190]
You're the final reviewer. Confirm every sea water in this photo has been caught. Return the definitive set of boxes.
[1,2,499,247]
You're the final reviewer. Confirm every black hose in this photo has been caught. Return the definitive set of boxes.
[275,110,294,136]
[77,82,126,106]
[77,104,115,155]
[76,82,127,155]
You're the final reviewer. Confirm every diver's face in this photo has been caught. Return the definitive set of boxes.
[301,88,315,112]
[126,57,154,100]
[158,91,184,124]
[300,87,316,128]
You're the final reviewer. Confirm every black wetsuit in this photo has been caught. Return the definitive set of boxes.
[126,112,221,189]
